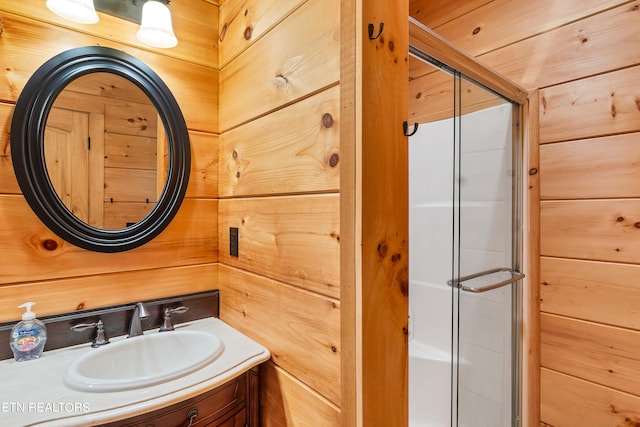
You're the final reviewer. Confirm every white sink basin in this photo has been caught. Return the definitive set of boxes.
[64,330,224,392]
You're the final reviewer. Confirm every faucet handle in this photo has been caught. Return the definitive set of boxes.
[159,306,189,332]
[71,320,110,348]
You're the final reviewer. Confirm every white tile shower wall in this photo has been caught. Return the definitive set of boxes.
[409,103,514,426]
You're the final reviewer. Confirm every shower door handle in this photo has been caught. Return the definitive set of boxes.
[447,267,524,293]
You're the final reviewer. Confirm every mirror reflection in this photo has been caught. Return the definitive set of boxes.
[44,73,168,230]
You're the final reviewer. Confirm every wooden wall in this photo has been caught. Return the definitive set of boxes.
[6,1,609,425]
[359,0,410,425]
[217,2,409,425]
[1,1,343,424]
[412,0,640,425]
[0,1,220,327]
[216,0,342,424]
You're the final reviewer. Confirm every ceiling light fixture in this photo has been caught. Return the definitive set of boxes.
[45,0,178,49]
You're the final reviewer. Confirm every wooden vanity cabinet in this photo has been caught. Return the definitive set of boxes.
[99,368,259,427]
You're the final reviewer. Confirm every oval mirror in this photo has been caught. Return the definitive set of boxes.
[11,46,190,252]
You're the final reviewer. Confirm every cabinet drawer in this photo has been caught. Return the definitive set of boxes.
[102,374,247,427]
[203,407,246,427]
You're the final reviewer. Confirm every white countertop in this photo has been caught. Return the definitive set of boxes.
[0,317,270,426]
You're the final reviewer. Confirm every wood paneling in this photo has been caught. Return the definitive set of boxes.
[478,1,640,90]
[0,264,218,323]
[362,0,409,425]
[540,199,640,264]
[541,133,640,199]
[187,131,219,199]
[0,195,217,284]
[218,194,339,299]
[218,0,305,67]
[542,313,640,396]
[104,104,157,138]
[219,86,340,198]
[418,0,638,91]
[104,168,157,202]
[0,1,348,425]
[218,0,340,131]
[541,368,640,427]
[424,0,628,59]
[524,90,541,427]
[63,71,151,104]
[532,3,640,425]
[104,134,157,171]
[540,66,640,144]
[134,55,217,135]
[0,12,218,133]
[54,76,153,114]
[338,0,357,424]
[0,103,18,194]
[0,0,219,69]
[218,0,343,422]
[260,361,341,427]
[217,265,340,406]
[540,257,640,330]
[410,0,493,30]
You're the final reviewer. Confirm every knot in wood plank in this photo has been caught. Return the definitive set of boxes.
[329,153,339,168]
[244,26,253,40]
[218,23,227,42]
[377,241,388,258]
[42,239,59,251]
[274,74,288,88]
[322,113,334,128]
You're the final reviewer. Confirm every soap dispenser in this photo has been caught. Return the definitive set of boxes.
[10,302,47,362]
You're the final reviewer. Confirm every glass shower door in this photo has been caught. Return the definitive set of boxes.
[408,48,522,427]
[451,76,522,427]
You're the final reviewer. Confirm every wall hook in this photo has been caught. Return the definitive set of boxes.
[368,22,384,40]
[403,121,419,137]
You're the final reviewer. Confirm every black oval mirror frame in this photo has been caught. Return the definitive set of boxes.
[11,46,190,253]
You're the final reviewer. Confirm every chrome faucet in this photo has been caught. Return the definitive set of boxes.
[128,302,150,338]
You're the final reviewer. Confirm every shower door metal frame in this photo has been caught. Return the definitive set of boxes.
[409,16,528,427]
[408,18,528,105]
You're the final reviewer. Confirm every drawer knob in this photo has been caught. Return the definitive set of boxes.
[183,408,198,427]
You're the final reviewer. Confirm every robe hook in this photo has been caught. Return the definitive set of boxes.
[403,121,419,137]
[368,22,384,40]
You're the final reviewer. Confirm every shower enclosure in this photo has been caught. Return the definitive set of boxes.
[408,20,524,427]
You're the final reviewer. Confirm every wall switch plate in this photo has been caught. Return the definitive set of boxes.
[229,227,239,257]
